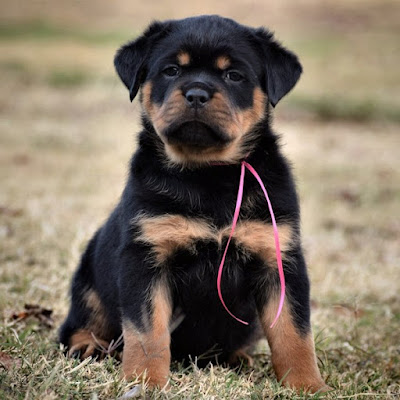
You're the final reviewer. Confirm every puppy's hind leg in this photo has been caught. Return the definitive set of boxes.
[60,236,114,359]
[60,285,113,359]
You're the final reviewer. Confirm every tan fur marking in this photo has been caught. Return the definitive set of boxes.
[142,84,186,137]
[66,290,111,359]
[228,348,255,367]
[208,91,241,139]
[122,284,172,387]
[164,88,266,166]
[141,79,266,166]
[164,137,247,166]
[84,289,109,336]
[230,221,295,266]
[163,90,247,165]
[177,51,190,66]
[238,87,266,134]
[85,289,102,311]
[135,215,215,264]
[261,298,327,393]
[135,215,293,267]
[68,329,110,359]
[216,55,231,70]
[141,81,154,115]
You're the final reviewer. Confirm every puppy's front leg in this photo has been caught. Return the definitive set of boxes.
[255,251,328,393]
[119,255,172,387]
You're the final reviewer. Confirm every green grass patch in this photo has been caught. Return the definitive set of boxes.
[1,306,399,399]
[0,59,37,85]
[288,95,400,123]
[0,59,104,88]
[0,59,28,72]
[0,20,134,45]
[46,69,92,88]
[292,35,345,58]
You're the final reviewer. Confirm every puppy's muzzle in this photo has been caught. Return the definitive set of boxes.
[165,121,231,150]
[163,82,231,150]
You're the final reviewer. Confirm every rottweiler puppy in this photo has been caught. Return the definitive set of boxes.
[60,15,328,393]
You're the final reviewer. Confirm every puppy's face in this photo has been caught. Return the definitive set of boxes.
[141,37,267,164]
[115,16,302,166]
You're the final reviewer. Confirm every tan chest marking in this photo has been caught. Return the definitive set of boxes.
[225,220,296,266]
[134,214,295,267]
[134,215,215,264]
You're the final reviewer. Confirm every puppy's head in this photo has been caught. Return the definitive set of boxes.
[115,16,302,166]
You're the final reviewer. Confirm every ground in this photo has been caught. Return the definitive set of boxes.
[0,0,399,399]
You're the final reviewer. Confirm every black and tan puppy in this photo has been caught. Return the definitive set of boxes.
[60,15,328,392]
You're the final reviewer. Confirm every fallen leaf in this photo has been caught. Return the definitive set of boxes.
[335,189,361,205]
[0,206,23,217]
[12,154,31,165]
[332,304,365,319]
[11,304,54,328]
[0,351,21,370]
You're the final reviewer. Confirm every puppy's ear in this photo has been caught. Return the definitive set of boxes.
[114,21,170,101]
[254,29,302,107]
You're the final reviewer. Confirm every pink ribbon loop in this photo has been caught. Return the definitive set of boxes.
[216,161,285,328]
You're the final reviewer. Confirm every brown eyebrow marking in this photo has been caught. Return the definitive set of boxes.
[216,55,231,70]
[177,51,191,66]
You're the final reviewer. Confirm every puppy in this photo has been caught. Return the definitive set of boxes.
[60,15,328,393]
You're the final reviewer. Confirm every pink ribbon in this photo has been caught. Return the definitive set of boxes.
[216,161,285,328]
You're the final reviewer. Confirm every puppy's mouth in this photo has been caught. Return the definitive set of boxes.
[163,121,232,151]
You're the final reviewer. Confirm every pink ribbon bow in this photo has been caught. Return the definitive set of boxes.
[216,161,285,328]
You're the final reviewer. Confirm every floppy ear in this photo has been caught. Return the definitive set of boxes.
[114,21,170,101]
[254,29,302,107]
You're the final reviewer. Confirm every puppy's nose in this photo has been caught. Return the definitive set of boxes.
[185,88,210,108]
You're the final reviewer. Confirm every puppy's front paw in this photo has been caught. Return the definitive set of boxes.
[68,329,110,359]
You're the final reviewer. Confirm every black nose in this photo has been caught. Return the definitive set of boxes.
[185,88,210,108]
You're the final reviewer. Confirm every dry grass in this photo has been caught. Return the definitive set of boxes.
[1,1,399,399]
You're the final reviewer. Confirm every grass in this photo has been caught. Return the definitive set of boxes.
[1,1,399,398]
[46,69,93,88]
[1,305,399,398]
[0,20,131,45]
[287,96,400,123]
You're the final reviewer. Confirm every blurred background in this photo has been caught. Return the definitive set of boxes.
[0,0,399,398]
[1,0,399,121]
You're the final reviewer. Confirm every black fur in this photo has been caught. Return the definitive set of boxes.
[60,15,311,371]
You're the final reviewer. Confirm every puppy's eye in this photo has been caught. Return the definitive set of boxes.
[225,70,244,82]
[163,66,181,77]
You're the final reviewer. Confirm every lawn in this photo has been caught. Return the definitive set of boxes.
[0,1,399,398]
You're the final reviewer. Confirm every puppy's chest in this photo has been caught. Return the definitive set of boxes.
[132,214,295,268]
